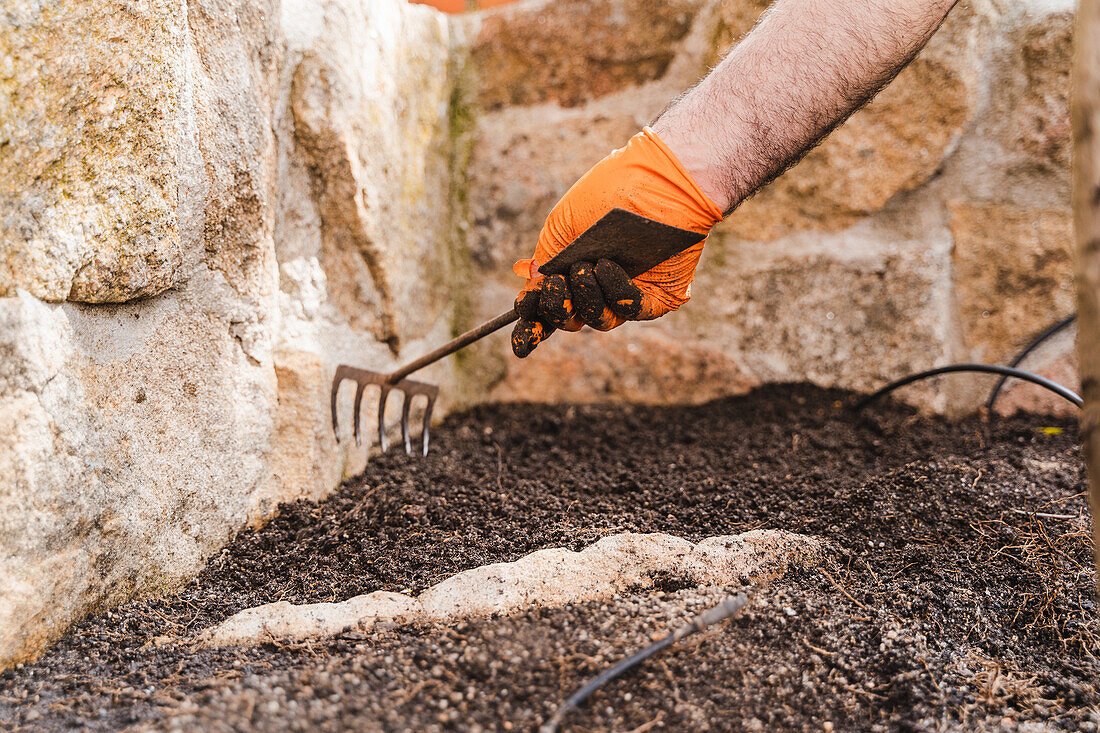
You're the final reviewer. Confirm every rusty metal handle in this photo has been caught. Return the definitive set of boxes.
[385,308,519,384]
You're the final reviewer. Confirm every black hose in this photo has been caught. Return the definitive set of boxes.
[539,593,748,733]
[854,363,1082,411]
[986,314,1077,411]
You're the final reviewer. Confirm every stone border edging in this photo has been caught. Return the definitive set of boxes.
[200,529,825,647]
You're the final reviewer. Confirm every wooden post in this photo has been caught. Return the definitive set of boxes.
[1073,0,1100,592]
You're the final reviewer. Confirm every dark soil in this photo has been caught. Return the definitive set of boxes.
[1,384,1097,731]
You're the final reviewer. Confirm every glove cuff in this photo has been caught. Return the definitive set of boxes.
[640,127,724,228]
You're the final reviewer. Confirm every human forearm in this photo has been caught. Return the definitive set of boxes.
[653,0,958,213]
[509,0,958,356]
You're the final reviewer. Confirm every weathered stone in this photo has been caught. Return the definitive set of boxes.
[0,282,279,668]
[187,0,281,301]
[0,0,183,303]
[469,112,648,271]
[472,0,703,110]
[996,10,1074,173]
[288,2,460,348]
[489,322,756,405]
[0,0,469,670]
[951,203,1075,363]
[686,217,957,408]
[267,351,341,512]
[724,53,973,241]
[201,530,825,647]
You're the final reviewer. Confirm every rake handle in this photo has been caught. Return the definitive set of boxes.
[385,308,519,384]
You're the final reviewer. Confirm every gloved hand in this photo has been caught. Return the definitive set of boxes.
[511,127,723,358]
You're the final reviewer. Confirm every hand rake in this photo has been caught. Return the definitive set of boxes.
[330,208,706,456]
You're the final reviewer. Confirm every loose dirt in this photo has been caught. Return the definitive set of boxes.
[1,384,1096,731]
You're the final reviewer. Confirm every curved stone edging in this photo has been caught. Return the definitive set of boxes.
[200,529,825,648]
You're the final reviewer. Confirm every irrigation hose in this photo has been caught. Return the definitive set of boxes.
[539,593,749,733]
[986,314,1077,411]
[854,363,1082,411]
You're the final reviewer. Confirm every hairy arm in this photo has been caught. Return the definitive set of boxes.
[653,0,958,214]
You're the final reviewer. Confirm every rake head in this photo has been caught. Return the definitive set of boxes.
[330,364,439,457]
[328,211,708,460]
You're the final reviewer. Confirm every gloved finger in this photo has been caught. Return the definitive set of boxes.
[539,274,583,331]
[593,259,643,320]
[511,317,555,358]
[514,285,542,321]
[569,262,622,331]
[538,274,572,329]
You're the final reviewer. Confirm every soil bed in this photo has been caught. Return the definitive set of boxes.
[1,384,1097,731]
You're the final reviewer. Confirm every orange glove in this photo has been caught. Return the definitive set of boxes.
[511,127,723,358]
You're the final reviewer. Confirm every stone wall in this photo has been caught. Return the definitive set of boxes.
[0,0,1078,668]
[0,0,472,667]
[462,0,1078,415]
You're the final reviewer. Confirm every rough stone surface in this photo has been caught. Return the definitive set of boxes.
[472,0,703,110]
[725,4,988,240]
[489,322,755,404]
[287,3,458,347]
[994,9,1074,175]
[0,0,468,669]
[951,203,1075,363]
[689,218,957,408]
[268,350,341,509]
[0,0,184,303]
[201,530,824,646]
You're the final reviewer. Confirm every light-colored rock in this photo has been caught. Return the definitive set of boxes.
[951,203,1075,363]
[489,322,756,405]
[201,529,825,647]
[993,328,1079,417]
[0,0,184,303]
[267,350,341,511]
[0,0,469,670]
[723,3,990,241]
[0,283,279,668]
[186,0,281,302]
[212,592,421,645]
[286,1,459,348]
[682,211,958,408]
[994,9,1074,174]
[472,0,704,110]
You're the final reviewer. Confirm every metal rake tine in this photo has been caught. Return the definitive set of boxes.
[378,385,392,453]
[330,366,348,443]
[352,381,367,448]
[401,393,413,456]
[420,394,437,457]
